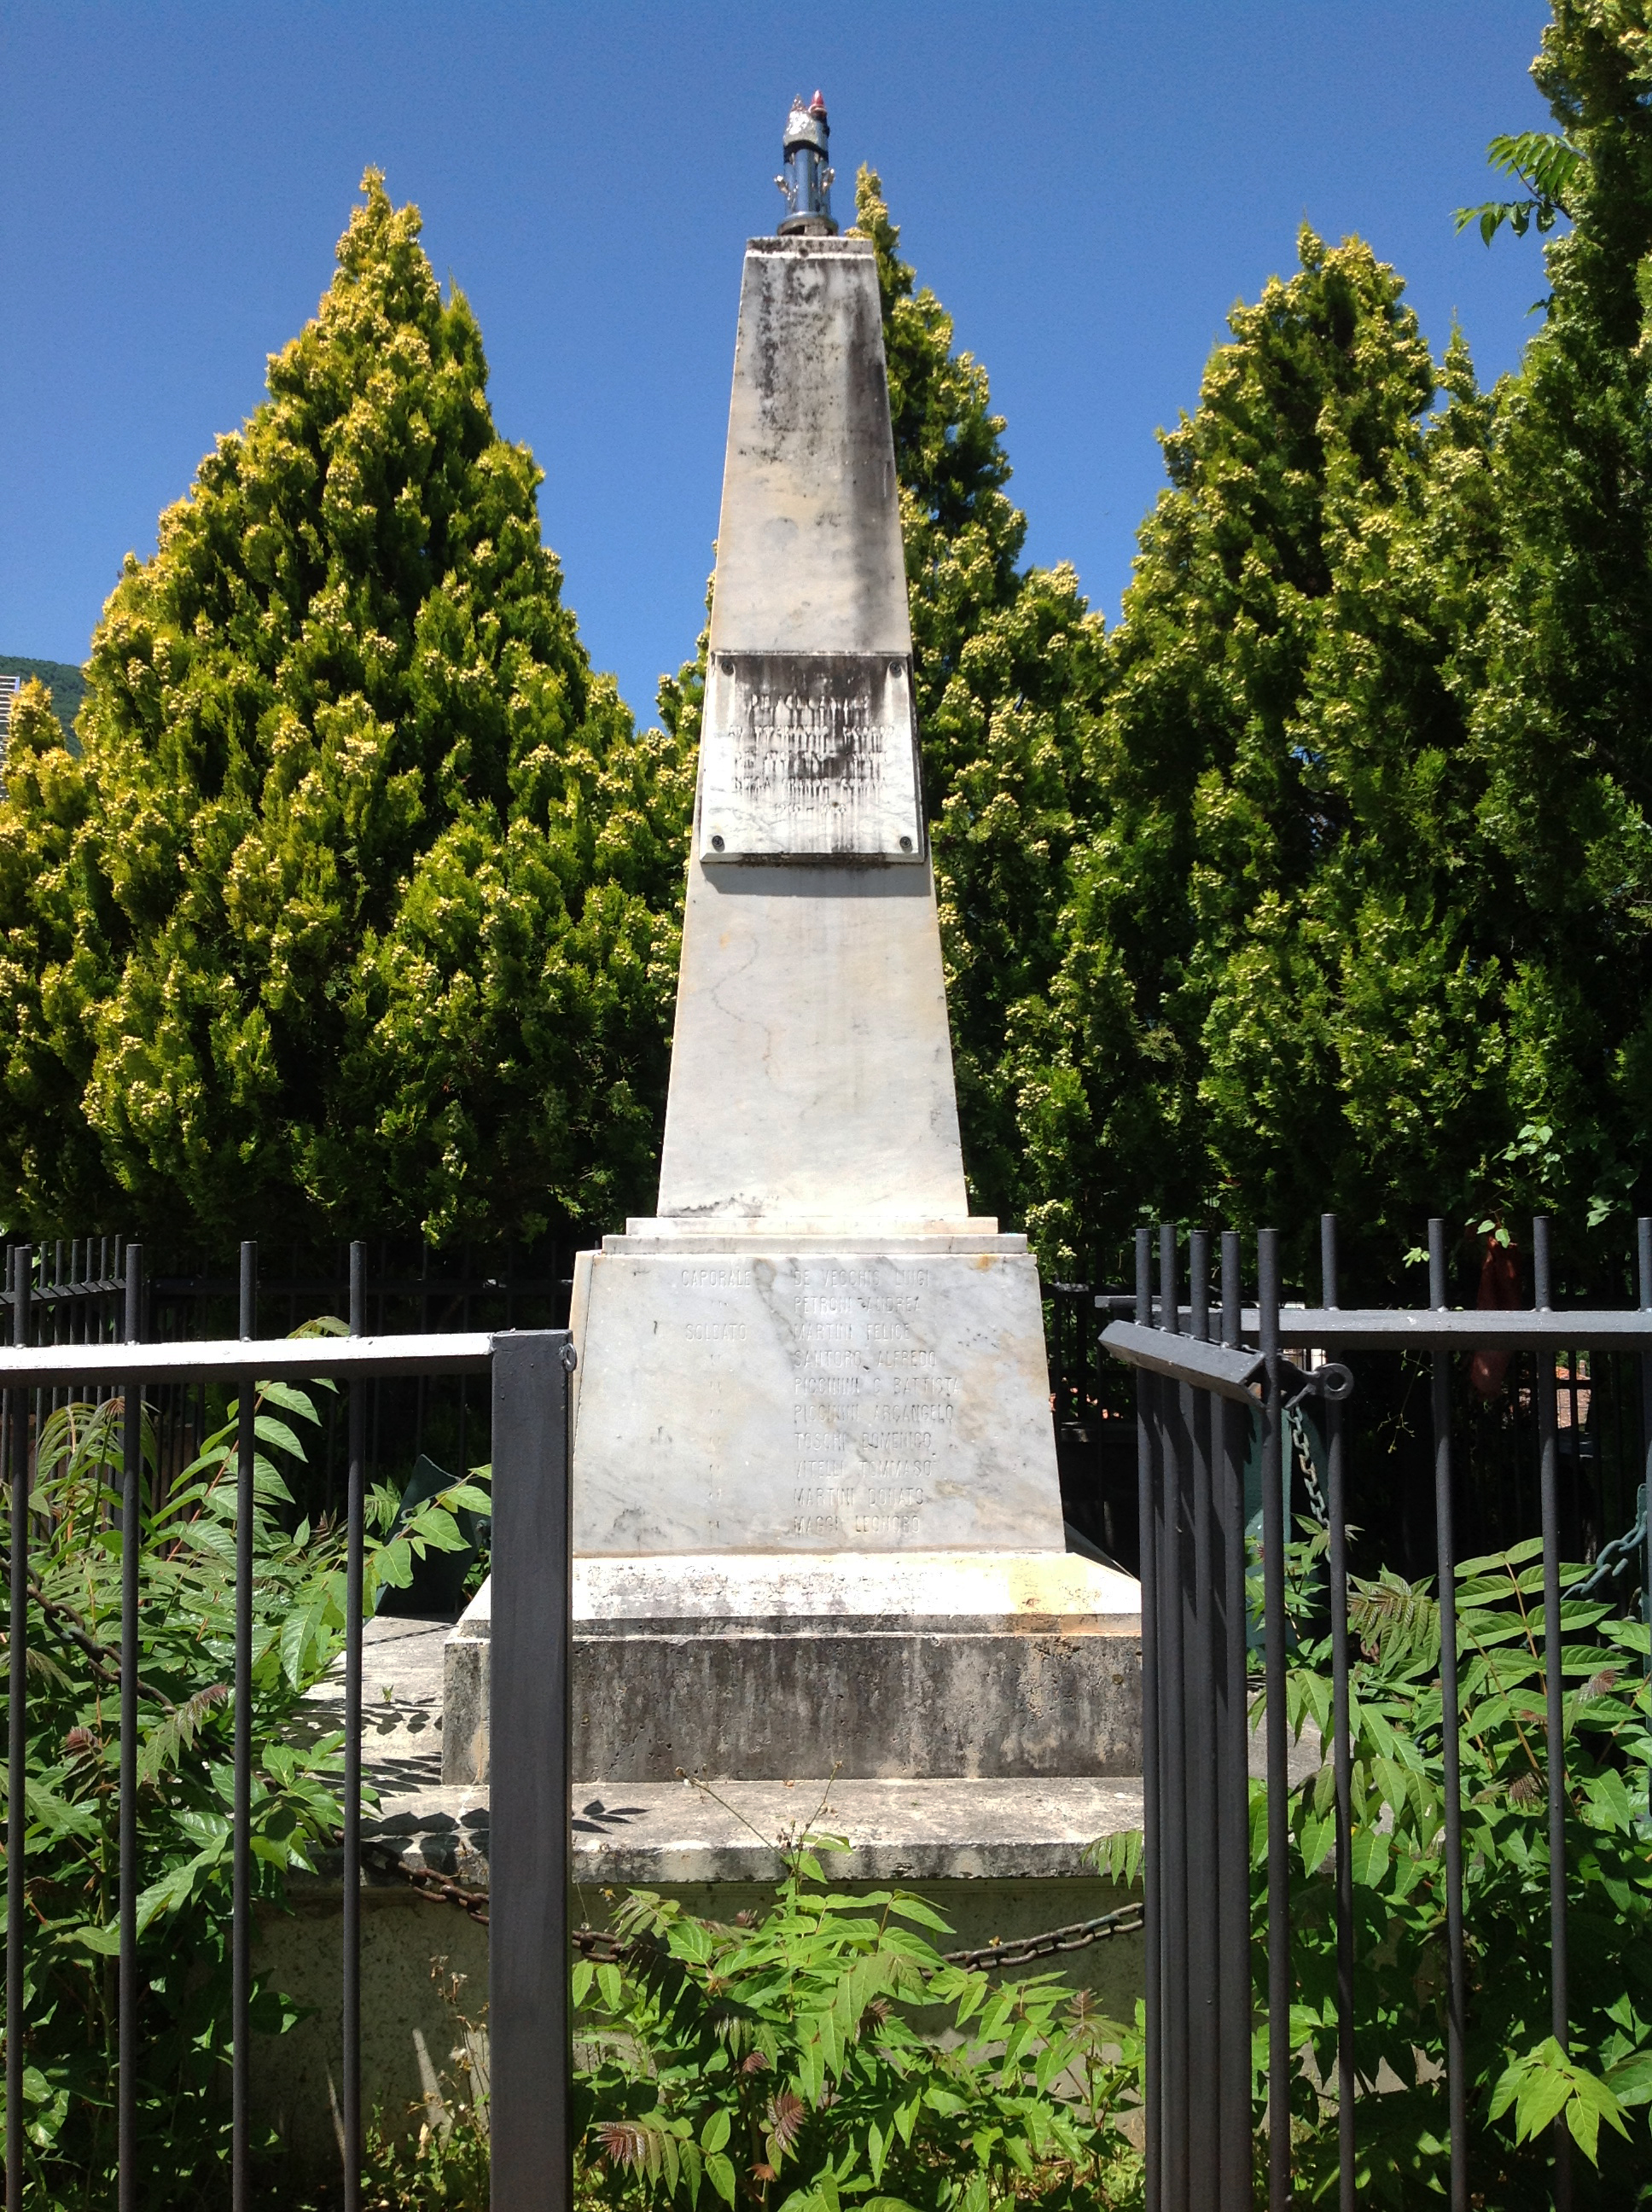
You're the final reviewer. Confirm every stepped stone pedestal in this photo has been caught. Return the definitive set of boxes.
[444,1551,1141,1784]
[445,222,1140,1791]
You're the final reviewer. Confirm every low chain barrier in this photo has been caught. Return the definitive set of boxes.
[364,1843,1147,1967]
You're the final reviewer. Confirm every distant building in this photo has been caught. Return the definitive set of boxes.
[0,673,19,765]
[0,658,90,754]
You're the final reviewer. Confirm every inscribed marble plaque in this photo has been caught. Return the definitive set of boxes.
[571,1250,1066,1556]
[698,653,924,864]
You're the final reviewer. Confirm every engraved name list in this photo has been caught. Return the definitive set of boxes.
[782,1263,949,1540]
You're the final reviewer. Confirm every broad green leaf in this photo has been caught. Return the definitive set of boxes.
[253,1414,309,1460]
[56,1919,122,1957]
[1606,2049,1652,2107]
[884,1894,954,1934]
[1349,1827,1390,1888]
[257,1379,323,1424]
[706,2151,736,2205]
[439,1482,493,1516]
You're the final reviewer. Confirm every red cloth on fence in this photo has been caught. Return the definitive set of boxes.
[1469,1232,1520,1400]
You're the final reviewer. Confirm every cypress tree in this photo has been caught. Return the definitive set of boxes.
[1021,231,1509,1270]
[1463,0,1652,1235]
[0,174,692,1250]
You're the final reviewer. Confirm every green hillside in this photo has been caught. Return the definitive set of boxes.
[1,655,87,734]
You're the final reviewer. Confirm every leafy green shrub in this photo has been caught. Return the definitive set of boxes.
[0,1348,485,2207]
[1094,1538,1652,2206]
[572,1835,1143,2212]
[287,1840,1146,2212]
[1288,1542,1652,2204]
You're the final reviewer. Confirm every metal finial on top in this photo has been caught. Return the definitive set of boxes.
[776,90,836,236]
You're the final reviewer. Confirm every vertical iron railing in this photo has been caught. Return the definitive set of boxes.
[0,1307,572,2209]
[1156,1222,1188,2203]
[1643,1221,1652,1825]
[488,1330,576,2212]
[1131,1231,1160,2212]
[1319,1216,1355,2212]
[6,1249,28,2212]
[1101,1211,1650,2209]
[1533,1219,1573,2212]
[232,1244,256,2209]
[343,1242,366,2209]
[1428,1217,1469,2208]
[1215,1231,1250,2204]
[1123,1227,1318,2210]
[117,1245,143,2212]
[1257,1228,1290,2212]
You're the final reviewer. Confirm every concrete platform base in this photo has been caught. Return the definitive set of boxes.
[254,1617,1151,2177]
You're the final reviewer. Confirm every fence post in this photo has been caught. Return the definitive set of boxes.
[119,1244,144,2212]
[1638,1218,1652,1826]
[6,1245,30,2212]
[1321,1215,1357,2212]
[489,1329,573,2212]
[1132,1230,1160,2212]
[1184,1231,1219,2208]
[1155,1225,1189,2207]
[1216,1231,1249,2211]
[1428,1218,1469,2209]
[1532,1218,1573,2210]
[1258,1227,1290,2212]
[232,1243,257,2212]
[343,1243,366,2210]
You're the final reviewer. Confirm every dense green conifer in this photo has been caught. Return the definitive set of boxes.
[0,174,691,1250]
[1018,233,1504,1268]
[1463,0,1652,1233]
[1014,4,1652,1273]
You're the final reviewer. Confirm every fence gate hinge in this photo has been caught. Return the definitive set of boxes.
[1279,1356,1354,1411]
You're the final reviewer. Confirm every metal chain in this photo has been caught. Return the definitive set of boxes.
[364,1844,1146,1967]
[941,1900,1145,1970]
[1575,1481,1649,1604]
[362,1842,492,1926]
[1289,1404,1329,1528]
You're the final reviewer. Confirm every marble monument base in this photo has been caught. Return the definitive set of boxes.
[446,1219,1143,1789]
[443,1551,1142,1786]
[567,1220,1068,1557]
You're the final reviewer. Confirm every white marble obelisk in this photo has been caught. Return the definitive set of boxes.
[442,133,1141,1790]
[566,228,1070,1560]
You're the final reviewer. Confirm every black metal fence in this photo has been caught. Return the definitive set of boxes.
[0,1240,573,2212]
[1053,1232,1652,1596]
[0,1234,575,1528]
[15,1211,1651,2209]
[1101,1214,1652,2212]
[1047,1279,1137,1561]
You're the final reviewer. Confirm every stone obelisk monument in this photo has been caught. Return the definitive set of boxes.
[445,97,1139,1785]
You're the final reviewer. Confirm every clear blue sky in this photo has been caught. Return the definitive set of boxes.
[3,1,1554,730]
